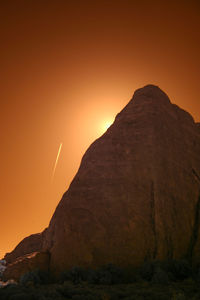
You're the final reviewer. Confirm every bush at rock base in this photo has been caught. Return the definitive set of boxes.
[60,264,123,285]
[19,269,50,286]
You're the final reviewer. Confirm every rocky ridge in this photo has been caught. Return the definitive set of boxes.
[4,230,46,264]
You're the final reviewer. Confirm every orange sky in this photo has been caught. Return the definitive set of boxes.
[0,0,199,258]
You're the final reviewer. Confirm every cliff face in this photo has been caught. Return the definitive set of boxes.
[43,85,200,274]
[4,85,200,278]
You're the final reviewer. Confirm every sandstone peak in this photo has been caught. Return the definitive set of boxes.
[134,84,170,100]
[115,84,194,126]
[4,85,200,280]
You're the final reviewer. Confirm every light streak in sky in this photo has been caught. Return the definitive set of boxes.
[51,142,63,182]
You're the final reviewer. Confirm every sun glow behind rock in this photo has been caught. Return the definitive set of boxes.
[101,119,114,134]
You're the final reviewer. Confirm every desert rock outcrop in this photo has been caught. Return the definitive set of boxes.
[4,85,200,278]
[4,230,46,264]
[3,252,50,282]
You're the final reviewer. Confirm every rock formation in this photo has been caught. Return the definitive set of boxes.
[4,230,46,264]
[3,252,50,282]
[4,85,200,279]
[0,260,6,279]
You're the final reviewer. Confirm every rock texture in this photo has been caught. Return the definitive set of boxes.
[4,85,200,278]
[4,230,46,264]
[197,122,200,132]
[3,252,50,282]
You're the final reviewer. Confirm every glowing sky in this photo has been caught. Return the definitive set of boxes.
[0,0,199,258]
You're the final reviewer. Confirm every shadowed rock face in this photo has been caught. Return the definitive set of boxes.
[4,230,47,264]
[4,85,200,278]
[42,85,200,274]
[3,252,50,282]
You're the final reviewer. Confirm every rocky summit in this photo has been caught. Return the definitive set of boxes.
[4,85,200,280]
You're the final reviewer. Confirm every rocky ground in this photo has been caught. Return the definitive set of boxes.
[1,279,200,300]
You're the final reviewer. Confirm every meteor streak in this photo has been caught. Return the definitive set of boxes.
[51,142,63,182]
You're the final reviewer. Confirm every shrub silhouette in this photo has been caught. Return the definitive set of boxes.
[19,269,49,285]
[140,259,193,282]
[165,259,192,281]
[98,264,123,284]
[60,264,123,285]
[140,261,158,281]
[60,266,89,284]
[151,267,169,284]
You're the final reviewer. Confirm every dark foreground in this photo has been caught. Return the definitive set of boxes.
[1,280,200,300]
[1,260,200,299]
